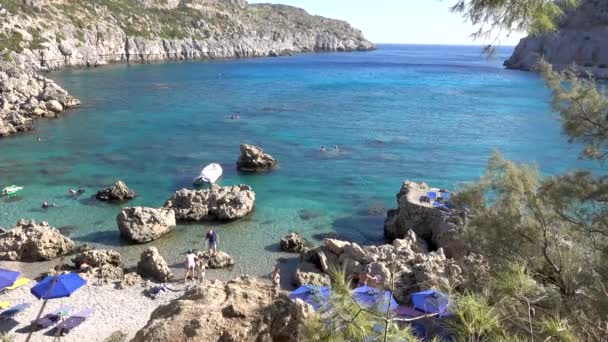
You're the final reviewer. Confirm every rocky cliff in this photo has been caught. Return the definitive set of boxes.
[0,0,374,137]
[505,0,608,77]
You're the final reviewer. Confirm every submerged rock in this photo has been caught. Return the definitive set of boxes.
[96,181,138,201]
[0,219,74,261]
[280,232,309,253]
[236,144,277,171]
[164,185,255,221]
[116,207,176,243]
[137,247,173,282]
[133,275,310,342]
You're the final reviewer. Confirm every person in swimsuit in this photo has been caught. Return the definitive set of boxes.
[184,249,197,282]
[205,229,218,255]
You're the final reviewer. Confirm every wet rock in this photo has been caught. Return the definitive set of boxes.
[0,219,74,261]
[236,144,277,171]
[280,232,309,253]
[164,185,255,221]
[116,207,176,243]
[195,251,235,269]
[96,180,137,201]
[137,246,173,282]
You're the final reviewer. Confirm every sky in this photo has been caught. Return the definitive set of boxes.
[247,0,525,45]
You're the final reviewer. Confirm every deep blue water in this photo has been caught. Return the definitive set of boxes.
[0,44,589,276]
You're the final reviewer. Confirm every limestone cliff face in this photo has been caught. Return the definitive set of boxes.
[505,0,608,77]
[1,0,374,71]
[0,0,374,137]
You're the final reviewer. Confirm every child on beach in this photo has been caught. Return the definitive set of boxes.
[271,265,281,295]
[184,249,197,282]
[197,257,206,284]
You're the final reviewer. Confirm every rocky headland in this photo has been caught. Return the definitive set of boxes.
[0,0,374,137]
[505,0,608,77]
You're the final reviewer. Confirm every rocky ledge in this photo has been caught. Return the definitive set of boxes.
[96,180,138,201]
[294,232,488,303]
[164,184,255,221]
[116,206,176,243]
[383,181,467,258]
[0,219,74,261]
[0,0,373,138]
[237,143,277,171]
[0,61,80,137]
[505,0,608,78]
[133,275,311,342]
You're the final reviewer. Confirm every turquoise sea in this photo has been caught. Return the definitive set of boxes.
[0,44,589,280]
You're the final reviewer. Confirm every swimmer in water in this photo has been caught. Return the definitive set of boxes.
[77,187,85,194]
[69,189,77,196]
[320,146,327,153]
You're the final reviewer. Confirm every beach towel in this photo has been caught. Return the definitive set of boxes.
[34,305,72,329]
[0,302,10,310]
[5,277,30,291]
[427,192,437,200]
[52,308,94,336]
[0,303,31,321]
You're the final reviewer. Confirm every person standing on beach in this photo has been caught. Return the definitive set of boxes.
[206,229,218,255]
[184,249,197,282]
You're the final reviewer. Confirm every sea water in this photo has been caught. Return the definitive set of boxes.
[0,44,590,281]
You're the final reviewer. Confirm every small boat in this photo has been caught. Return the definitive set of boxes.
[193,163,222,185]
[1,185,23,196]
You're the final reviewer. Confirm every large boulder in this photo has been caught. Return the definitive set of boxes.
[164,184,255,221]
[137,247,173,282]
[96,180,137,201]
[0,220,74,261]
[236,144,278,171]
[116,207,176,243]
[195,251,235,269]
[293,262,331,287]
[71,249,126,283]
[133,276,310,341]
[280,232,309,253]
[383,181,467,258]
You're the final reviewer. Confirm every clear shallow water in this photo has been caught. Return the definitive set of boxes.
[0,44,589,279]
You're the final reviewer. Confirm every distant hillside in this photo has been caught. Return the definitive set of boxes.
[0,0,374,137]
[0,0,373,70]
[505,0,608,77]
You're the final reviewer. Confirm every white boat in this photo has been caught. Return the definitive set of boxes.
[1,185,23,196]
[193,163,223,185]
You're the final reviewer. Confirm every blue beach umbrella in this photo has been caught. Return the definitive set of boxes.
[0,268,20,290]
[290,285,331,311]
[352,285,398,313]
[31,273,86,299]
[411,290,450,315]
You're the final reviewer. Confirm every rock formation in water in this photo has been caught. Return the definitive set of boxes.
[0,219,74,261]
[164,184,255,221]
[0,61,80,136]
[133,275,312,342]
[383,181,467,259]
[280,232,309,253]
[116,206,176,243]
[505,0,608,77]
[195,250,235,269]
[96,180,138,201]
[0,0,374,137]
[237,143,277,171]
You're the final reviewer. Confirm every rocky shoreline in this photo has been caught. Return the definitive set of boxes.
[505,0,608,78]
[0,0,374,138]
